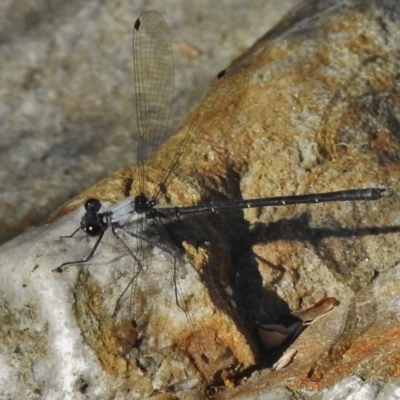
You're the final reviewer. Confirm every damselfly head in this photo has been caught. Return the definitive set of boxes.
[80,198,107,236]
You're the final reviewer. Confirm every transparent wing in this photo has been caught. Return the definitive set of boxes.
[126,215,213,373]
[127,217,188,341]
[155,68,248,198]
[133,11,174,194]
[129,11,249,377]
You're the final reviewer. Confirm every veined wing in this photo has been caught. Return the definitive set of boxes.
[125,214,205,350]
[155,67,248,199]
[133,11,174,195]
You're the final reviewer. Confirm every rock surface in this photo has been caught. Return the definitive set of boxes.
[2,0,400,399]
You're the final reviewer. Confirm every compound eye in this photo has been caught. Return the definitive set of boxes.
[84,198,101,212]
[83,223,103,236]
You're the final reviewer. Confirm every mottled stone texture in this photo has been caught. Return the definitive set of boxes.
[1,0,400,399]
